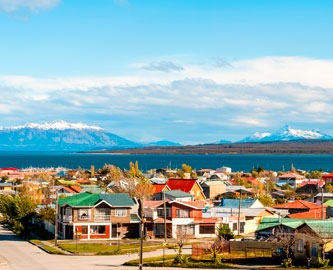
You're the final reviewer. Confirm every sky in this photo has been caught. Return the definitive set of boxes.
[1,0,333,144]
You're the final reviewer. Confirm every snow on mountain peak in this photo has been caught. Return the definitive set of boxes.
[0,121,104,131]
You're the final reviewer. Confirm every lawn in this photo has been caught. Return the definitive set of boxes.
[58,241,164,255]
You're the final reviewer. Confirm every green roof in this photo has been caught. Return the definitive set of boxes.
[303,220,333,238]
[257,217,333,236]
[165,190,193,198]
[256,217,308,232]
[324,200,333,207]
[59,192,134,207]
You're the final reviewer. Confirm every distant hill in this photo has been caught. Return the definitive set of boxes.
[145,140,182,147]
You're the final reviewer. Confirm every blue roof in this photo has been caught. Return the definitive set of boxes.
[219,198,255,208]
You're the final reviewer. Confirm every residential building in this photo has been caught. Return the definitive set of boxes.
[57,192,139,240]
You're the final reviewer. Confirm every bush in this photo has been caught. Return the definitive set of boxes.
[318,257,330,268]
[281,258,293,268]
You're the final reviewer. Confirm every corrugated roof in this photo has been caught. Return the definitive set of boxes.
[256,217,307,232]
[274,200,320,210]
[166,179,197,193]
[59,192,134,207]
[164,190,193,198]
[219,198,256,208]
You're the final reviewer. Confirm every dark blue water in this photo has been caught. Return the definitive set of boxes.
[0,152,333,172]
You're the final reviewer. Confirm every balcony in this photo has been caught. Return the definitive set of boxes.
[94,214,111,221]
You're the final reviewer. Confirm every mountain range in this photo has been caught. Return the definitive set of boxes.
[0,121,332,151]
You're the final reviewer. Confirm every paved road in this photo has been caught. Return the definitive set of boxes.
[0,225,200,270]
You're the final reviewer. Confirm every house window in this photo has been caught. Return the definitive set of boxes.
[232,223,237,231]
[176,209,190,218]
[177,224,194,236]
[90,225,106,234]
[297,239,304,252]
[115,208,127,217]
[78,209,91,220]
[157,208,171,218]
[81,226,88,235]
[95,208,111,221]
[199,225,215,234]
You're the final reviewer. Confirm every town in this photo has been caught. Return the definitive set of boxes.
[1,162,333,268]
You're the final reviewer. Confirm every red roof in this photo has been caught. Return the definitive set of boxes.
[166,179,197,193]
[1,167,18,171]
[274,200,321,210]
[69,185,82,193]
[323,173,333,179]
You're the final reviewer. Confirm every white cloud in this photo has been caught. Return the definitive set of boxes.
[0,0,61,12]
[1,56,333,142]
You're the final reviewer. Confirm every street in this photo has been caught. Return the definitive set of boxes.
[0,225,198,270]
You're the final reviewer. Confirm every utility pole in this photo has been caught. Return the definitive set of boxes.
[237,189,242,236]
[138,198,144,270]
[163,191,167,264]
[54,190,59,246]
[322,187,325,220]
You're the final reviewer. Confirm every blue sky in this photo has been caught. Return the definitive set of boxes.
[1,0,333,144]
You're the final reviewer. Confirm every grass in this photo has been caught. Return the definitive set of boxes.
[58,242,162,255]
[29,239,66,255]
[124,255,236,268]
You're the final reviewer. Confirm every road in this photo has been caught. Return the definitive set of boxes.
[0,225,201,270]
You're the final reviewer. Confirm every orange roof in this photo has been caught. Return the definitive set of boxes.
[279,172,303,178]
[69,185,82,193]
[323,173,333,178]
[288,208,327,219]
[274,200,321,210]
[152,184,168,194]
[166,179,197,193]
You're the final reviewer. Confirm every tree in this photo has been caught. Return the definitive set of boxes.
[37,207,55,224]
[257,194,274,207]
[217,223,234,241]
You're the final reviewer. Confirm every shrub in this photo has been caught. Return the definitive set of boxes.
[281,258,293,268]
[318,257,330,268]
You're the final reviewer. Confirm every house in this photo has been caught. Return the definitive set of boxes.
[276,172,305,187]
[200,180,226,200]
[57,192,139,240]
[166,179,206,201]
[153,190,193,201]
[295,183,321,199]
[256,217,333,265]
[322,172,333,184]
[144,199,213,239]
[0,182,13,194]
[152,183,170,195]
[273,200,326,219]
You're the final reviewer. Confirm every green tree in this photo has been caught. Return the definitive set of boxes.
[37,207,55,224]
[217,224,234,241]
[257,194,274,207]
[181,164,192,173]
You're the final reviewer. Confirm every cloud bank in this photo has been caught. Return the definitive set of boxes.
[0,56,333,143]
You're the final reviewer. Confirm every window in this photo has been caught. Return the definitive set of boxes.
[297,239,304,252]
[78,209,91,220]
[157,208,171,218]
[115,208,127,217]
[177,224,194,236]
[81,226,88,235]
[199,225,215,234]
[90,225,106,234]
[176,209,190,218]
[95,208,111,220]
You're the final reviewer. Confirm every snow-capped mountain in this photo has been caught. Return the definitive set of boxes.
[0,121,140,151]
[238,125,333,143]
[238,132,272,143]
[0,120,103,131]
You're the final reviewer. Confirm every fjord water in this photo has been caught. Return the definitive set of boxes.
[0,152,333,172]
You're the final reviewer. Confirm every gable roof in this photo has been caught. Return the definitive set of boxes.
[170,200,206,209]
[256,217,307,232]
[166,179,198,193]
[273,200,320,210]
[152,184,170,194]
[164,189,193,198]
[59,192,134,207]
